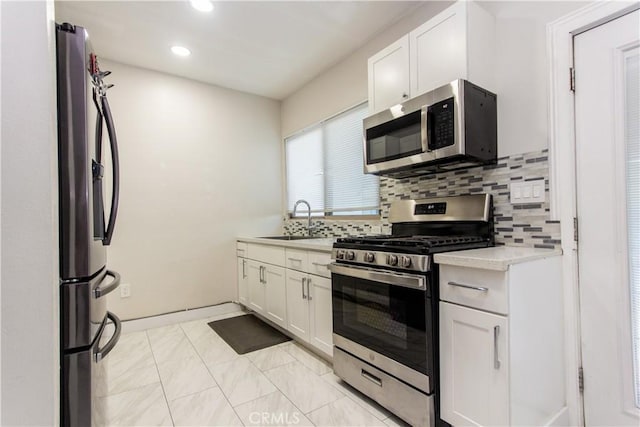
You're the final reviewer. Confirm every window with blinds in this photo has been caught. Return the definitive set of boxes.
[285,103,379,217]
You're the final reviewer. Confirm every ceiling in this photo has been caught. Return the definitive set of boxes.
[55,1,422,100]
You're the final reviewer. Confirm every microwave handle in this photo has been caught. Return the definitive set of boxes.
[420,105,432,153]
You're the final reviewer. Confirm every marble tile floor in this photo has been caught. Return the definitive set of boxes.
[100,309,410,427]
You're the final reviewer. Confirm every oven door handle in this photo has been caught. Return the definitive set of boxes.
[328,263,426,290]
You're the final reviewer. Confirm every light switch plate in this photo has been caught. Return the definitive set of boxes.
[510,181,545,204]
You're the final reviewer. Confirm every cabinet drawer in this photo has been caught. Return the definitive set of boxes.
[248,243,285,265]
[308,251,332,278]
[285,248,309,272]
[236,242,248,258]
[439,265,509,315]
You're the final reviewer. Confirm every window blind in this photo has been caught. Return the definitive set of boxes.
[285,127,324,214]
[285,103,379,216]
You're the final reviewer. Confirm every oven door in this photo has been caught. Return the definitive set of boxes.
[329,263,433,392]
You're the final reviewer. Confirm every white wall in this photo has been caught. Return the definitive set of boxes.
[101,60,282,320]
[281,1,587,157]
[281,1,453,138]
[1,1,59,425]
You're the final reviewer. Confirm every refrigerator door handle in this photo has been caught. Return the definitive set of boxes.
[101,94,120,246]
[95,311,121,363]
[93,269,120,299]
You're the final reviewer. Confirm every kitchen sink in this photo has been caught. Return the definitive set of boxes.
[259,235,317,240]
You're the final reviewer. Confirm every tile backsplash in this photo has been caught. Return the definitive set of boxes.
[283,149,561,249]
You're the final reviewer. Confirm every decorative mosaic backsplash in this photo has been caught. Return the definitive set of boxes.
[283,149,561,249]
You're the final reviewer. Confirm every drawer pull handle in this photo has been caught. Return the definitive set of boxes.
[447,281,489,292]
[361,369,382,387]
[494,325,501,369]
[288,257,303,263]
[312,262,329,268]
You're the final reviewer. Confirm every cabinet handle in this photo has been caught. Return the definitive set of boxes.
[242,259,247,279]
[361,369,382,387]
[447,281,489,292]
[259,266,265,284]
[301,277,307,300]
[288,257,303,263]
[311,262,329,268]
[307,278,312,301]
[494,325,501,369]
[402,93,408,99]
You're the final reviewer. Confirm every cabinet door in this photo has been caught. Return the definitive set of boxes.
[285,270,310,341]
[368,34,410,114]
[264,265,287,329]
[247,260,265,314]
[440,302,509,426]
[308,275,333,357]
[237,257,249,306]
[409,2,466,96]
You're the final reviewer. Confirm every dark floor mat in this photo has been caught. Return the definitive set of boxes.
[207,314,291,355]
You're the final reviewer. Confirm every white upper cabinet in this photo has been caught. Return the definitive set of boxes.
[368,1,495,114]
[367,35,410,114]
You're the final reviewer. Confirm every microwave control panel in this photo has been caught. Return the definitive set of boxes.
[427,97,455,150]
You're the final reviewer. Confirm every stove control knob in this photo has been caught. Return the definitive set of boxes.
[336,250,345,260]
[364,252,375,263]
[346,251,356,261]
[401,256,412,268]
[387,254,398,266]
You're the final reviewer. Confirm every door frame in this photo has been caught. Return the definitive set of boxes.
[547,2,640,426]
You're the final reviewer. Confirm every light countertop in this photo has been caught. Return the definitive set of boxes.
[237,236,336,252]
[434,246,563,271]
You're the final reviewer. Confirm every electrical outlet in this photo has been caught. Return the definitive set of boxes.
[120,283,131,298]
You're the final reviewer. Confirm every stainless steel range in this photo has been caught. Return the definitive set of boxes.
[328,194,494,426]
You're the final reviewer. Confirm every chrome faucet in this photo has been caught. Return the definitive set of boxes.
[293,199,314,236]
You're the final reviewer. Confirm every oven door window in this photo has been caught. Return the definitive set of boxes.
[332,271,431,377]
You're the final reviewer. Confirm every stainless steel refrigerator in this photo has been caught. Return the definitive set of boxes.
[56,22,122,427]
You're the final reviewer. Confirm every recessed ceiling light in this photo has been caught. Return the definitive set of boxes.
[171,46,191,57]
[190,0,214,13]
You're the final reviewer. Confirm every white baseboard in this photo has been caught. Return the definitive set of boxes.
[121,302,244,333]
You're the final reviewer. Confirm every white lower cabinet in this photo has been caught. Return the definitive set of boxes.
[440,302,509,426]
[437,254,565,427]
[247,260,286,329]
[238,241,333,357]
[264,265,286,328]
[285,270,333,357]
[247,260,265,313]
[308,276,332,356]
[237,257,248,306]
[285,270,310,340]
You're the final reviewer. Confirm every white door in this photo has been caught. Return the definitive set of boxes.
[368,35,410,114]
[409,2,465,96]
[308,275,333,357]
[237,257,248,306]
[264,265,287,329]
[285,270,310,341]
[247,260,265,314]
[439,302,509,426]
[574,8,640,426]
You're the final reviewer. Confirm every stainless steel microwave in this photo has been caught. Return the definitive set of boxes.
[363,79,497,178]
